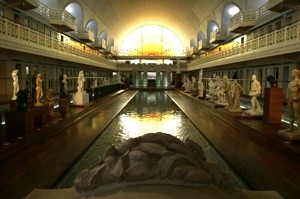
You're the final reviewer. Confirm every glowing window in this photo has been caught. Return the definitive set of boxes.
[119,25,184,56]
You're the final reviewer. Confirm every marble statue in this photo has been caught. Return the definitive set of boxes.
[245,75,263,115]
[229,80,243,112]
[117,72,123,84]
[208,78,215,100]
[77,71,85,93]
[197,77,204,98]
[59,74,68,98]
[45,88,55,117]
[74,132,233,195]
[279,69,300,140]
[34,73,43,106]
[11,70,19,100]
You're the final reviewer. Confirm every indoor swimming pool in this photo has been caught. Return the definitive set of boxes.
[55,91,249,189]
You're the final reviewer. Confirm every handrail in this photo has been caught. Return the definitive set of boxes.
[0,15,114,67]
[190,20,300,67]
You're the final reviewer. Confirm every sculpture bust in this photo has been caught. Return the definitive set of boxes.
[11,70,19,100]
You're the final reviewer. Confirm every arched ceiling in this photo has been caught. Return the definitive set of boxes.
[81,0,223,47]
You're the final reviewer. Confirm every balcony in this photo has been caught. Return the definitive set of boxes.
[3,0,39,10]
[267,0,300,12]
[93,39,107,50]
[49,9,76,32]
[198,39,211,51]
[209,30,228,44]
[228,10,256,33]
[77,29,94,43]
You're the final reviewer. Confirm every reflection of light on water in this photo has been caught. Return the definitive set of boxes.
[119,110,182,138]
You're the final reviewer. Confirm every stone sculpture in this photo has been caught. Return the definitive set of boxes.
[11,69,19,100]
[279,69,300,140]
[74,132,233,195]
[245,75,263,115]
[77,71,85,93]
[34,73,43,106]
[45,88,55,117]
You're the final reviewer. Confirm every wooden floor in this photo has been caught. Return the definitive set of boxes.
[0,89,300,199]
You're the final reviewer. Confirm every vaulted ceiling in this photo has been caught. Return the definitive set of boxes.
[81,0,224,46]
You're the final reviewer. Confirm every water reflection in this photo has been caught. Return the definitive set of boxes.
[55,91,247,189]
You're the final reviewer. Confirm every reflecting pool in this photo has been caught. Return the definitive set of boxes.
[55,91,248,189]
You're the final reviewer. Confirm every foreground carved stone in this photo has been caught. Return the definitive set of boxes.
[25,132,284,199]
[74,132,232,195]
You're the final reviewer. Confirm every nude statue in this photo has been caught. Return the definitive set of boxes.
[280,69,300,134]
[77,71,85,93]
[246,75,262,115]
[34,73,43,106]
[11,70,19,100]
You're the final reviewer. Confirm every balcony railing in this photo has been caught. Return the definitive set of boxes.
[0,16,114,68]
[3,0,38,10]
[189,21,300,68]
[198,39,211,50]
[228,10,256,33]
[77,28,95,43]
[267,0,299,12]
[209,29,228,44]
[49,8,76,32]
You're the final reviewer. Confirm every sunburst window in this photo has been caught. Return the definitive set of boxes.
[119,25,185,56]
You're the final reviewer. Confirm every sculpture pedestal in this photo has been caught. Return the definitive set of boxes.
[59,98,70,113]
[33,106,47,127]
[5,111,34,139]
[10,100,16,112]
[263,87,283,124]
[73,92,89,106]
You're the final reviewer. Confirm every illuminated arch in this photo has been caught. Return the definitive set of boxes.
[119,25,185,56]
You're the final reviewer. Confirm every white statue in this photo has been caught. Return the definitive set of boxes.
[208,78,215,100]
[117,72,123,84]
[279,69,300,135]
[11,70,19,100]
[60,74,68,97]
[77,71,85,93]
[245,75,263,115]
[198,77,204,98]
[35,73,43,106]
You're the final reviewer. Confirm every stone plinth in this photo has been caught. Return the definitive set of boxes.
[59,98,70,113]
[5,111,34,139]
[10,100,16,112]
[33,106,47,127]
[73,92,89,106]
[263,87,283,124]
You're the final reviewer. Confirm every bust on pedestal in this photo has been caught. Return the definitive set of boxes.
[73,71,89,106]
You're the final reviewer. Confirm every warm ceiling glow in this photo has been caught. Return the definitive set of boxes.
[119,25,185,56]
